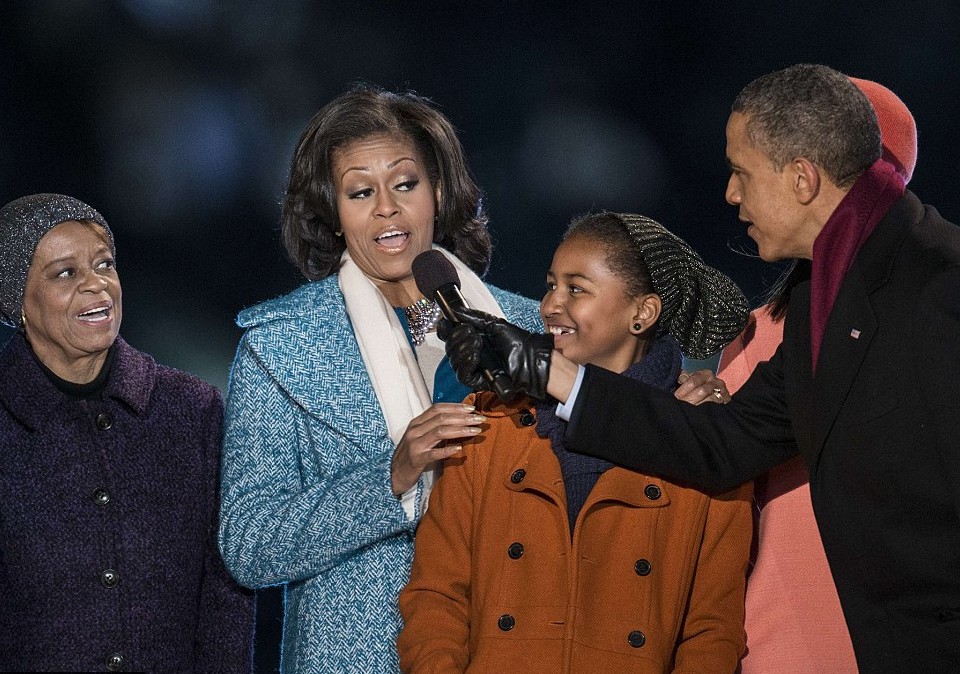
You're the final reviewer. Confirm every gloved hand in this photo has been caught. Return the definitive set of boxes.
[436,317,489,391]
[437,308,554,400]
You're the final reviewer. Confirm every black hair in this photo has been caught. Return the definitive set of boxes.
[281,83,491,280]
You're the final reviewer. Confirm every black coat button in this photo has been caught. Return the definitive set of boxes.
[96,413,114,431]
[92,488,111,506]
[519,410,535,426]
[643,484,661,500]
[507,542,524,559]
[635,559,652,576]
[510,469,526,484]
[498,614,515,631]
[628,630,646,647]
[106,653,124,671]
[101,569,120,588]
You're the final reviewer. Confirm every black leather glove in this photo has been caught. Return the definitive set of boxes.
[437,317,489,391]
[438,308,554,401]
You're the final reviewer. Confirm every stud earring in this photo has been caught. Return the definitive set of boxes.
[632,322,643,333]
[334,230,343,237]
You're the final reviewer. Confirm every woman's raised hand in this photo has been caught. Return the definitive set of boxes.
[391,403,486,495]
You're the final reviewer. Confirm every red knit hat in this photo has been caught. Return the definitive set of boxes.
[849,76,917,184]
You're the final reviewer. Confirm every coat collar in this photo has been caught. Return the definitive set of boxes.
[488,399,672,510]
[0,331,155,431]
[236,279,391,462]
[238,278,381,420]
[843,190,920,294]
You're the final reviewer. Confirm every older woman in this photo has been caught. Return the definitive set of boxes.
[0,194,254,672]
[216,85,545,674]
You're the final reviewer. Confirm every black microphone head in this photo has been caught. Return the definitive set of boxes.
[412,250,460,298]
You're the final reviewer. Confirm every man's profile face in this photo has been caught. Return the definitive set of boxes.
[724,112,810,261]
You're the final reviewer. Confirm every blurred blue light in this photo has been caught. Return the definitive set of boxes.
[520,106,665,210]
[101,80,265,232]
[120,0,217,34]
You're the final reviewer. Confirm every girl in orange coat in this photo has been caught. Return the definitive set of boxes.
[399,212,753,673]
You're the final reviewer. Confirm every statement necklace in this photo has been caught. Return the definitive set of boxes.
[403,298,442,347]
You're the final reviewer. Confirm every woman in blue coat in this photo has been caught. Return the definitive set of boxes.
[0,193,254,672]
[217,85,543,673]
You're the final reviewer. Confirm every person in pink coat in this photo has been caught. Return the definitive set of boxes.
[718,76,918,674]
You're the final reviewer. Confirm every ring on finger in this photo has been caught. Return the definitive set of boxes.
[712,387,724,402]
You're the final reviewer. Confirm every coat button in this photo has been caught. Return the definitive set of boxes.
[96,413,114,431]
[92,488,111,506]
[507,542,524,559]
[518,410,535,426]
[643,484,661,500]
[106,653,124,671]
[498,614,515,631]
[627,630,646,647]
[634,559,652,576]
[101,569,120,588]
[510,469,526,484]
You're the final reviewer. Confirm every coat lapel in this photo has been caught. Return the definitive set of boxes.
[244,281,391,459]
[501,432,671,511]
[812,269,878,460]
[589,469,671,509]
[808,192,919,468]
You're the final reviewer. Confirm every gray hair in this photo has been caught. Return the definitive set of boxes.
[732,64,881,187]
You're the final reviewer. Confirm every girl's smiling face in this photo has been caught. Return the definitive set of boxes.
[540,234,655,372]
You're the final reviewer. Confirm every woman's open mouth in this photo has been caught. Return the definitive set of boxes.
[374,230,410,249]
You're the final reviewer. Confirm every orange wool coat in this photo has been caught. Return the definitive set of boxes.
[398,392,752,673]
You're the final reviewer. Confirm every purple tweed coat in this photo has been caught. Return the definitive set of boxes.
[0,331,254,673]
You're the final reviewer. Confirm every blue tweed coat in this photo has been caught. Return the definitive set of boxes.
[218,276,542,673]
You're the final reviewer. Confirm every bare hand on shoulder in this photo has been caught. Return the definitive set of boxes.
[675,369,731,405]
[391,403,485,496]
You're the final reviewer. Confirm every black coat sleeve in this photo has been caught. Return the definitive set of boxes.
[565,347,800,494]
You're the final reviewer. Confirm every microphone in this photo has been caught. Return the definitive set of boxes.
[412,250,517,402]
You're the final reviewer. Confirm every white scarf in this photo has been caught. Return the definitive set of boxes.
[338,246,506,518]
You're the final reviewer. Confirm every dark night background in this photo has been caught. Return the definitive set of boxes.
[2,1,958,671]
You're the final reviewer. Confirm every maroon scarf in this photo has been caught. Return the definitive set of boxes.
[809,158,904,372]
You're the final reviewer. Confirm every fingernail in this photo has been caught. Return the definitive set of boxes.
[469,414,485,423]
[462,404,476,412]
[466,427,482,434]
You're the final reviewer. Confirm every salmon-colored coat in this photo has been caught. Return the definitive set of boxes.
[398,392,752,673]
[719,307,857,674]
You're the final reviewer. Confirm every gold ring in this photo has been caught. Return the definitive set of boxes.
[712,387,724,402]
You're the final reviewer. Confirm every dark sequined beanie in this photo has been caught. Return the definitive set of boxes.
[0,193,114,327]
[613,213,749,359]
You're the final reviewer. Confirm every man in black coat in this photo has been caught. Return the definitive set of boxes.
[442,64,960,673]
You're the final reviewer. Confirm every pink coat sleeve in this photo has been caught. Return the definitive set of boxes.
[717,307,784,394]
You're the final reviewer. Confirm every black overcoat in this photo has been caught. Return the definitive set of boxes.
[566,191,960,673]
